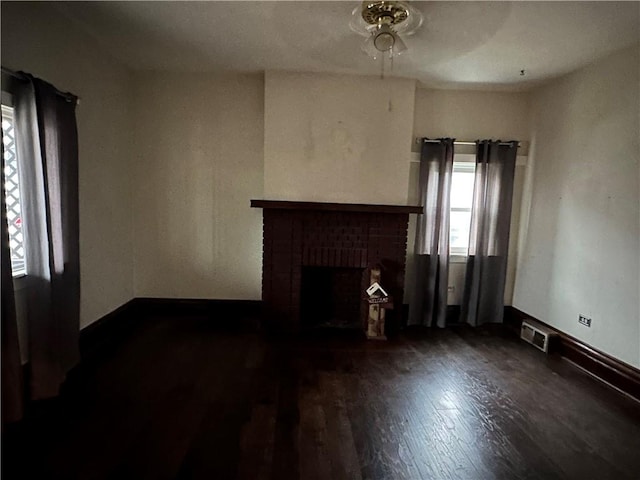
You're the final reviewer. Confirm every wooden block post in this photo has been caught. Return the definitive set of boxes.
[365,266,392,340]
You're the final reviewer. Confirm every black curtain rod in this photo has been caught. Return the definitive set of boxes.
[421,139,519,147]
[1,66,79,104]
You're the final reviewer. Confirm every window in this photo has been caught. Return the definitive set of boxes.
[450,157,476,256]
[2,103,26,276]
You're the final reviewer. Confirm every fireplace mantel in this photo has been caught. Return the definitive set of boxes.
[251,199,423,215]
[252,199,420,333]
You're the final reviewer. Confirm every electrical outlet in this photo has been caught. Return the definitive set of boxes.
[578,315,591,327]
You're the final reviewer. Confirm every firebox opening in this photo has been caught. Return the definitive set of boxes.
[300,266,364,329]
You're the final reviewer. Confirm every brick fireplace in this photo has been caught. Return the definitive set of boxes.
[251,200,422,333]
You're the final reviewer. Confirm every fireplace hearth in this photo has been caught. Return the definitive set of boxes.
[251,200,422,333]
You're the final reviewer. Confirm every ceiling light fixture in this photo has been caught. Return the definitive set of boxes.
[350,1,423,78]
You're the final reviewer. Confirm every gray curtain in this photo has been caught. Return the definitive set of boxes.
[408,138,454,327]
[461,140,518,326]
[14,76,80,400]
[1,141,24,425]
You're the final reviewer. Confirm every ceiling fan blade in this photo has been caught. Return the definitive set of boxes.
[362,34,381,59]
[393,34,408,55]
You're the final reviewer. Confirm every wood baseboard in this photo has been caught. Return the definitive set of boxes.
[504,306,640,401]
[133,297,262,324]
[79,299,139,362]
[79,298,262,361]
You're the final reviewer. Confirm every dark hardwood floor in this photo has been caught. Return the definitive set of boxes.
[3,314,640,480]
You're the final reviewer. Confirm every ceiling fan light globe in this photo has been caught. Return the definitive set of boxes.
[374,31,395,51]
[355,1,421,63]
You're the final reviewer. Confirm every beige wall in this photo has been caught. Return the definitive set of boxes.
[413,88,531,142]
[407,88,531,304]
[513,45,640,368]
[1,2,134,330]
[264,71,416,205]
[131,73,264,299]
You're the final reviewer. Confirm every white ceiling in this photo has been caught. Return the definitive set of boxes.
[54,1,640,91]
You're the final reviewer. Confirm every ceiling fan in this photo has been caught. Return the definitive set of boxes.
[349,1,424,64]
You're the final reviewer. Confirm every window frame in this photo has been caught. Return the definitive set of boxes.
[2,91,28,280]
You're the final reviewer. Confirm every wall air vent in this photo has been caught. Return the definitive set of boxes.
[520,319,557,353]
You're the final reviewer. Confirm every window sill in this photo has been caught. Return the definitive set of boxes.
[449,255,468,264]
